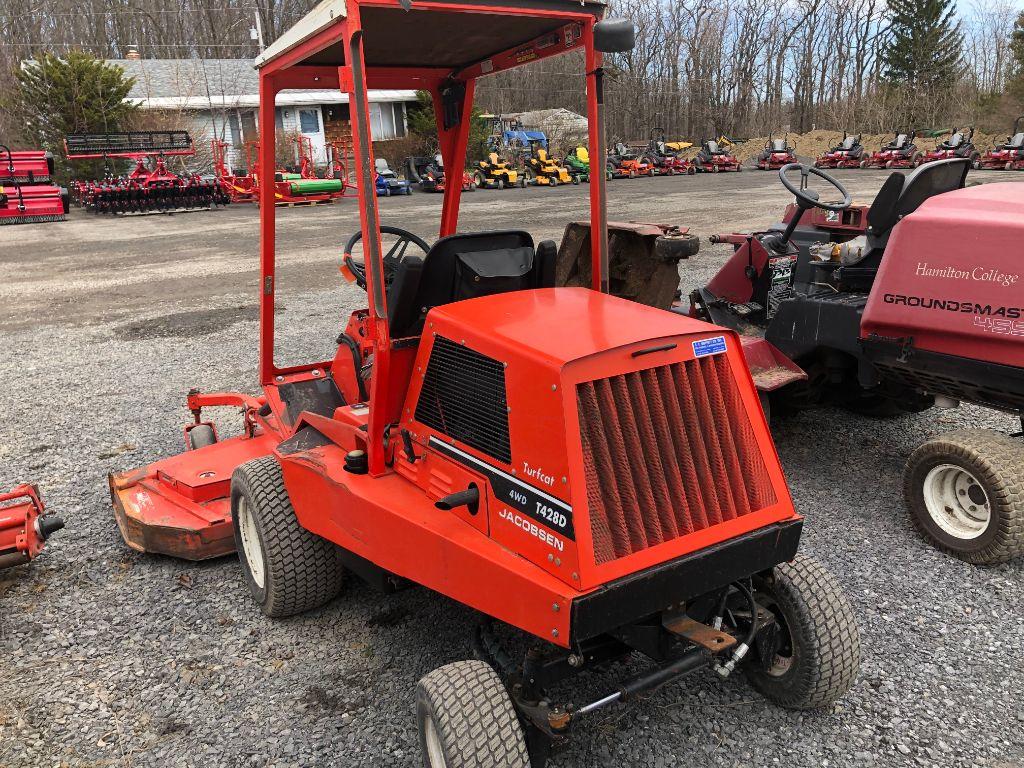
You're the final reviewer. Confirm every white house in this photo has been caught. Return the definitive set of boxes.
[109,58,415,167]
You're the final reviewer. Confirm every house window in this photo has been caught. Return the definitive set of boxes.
[392,103,406,138]
[299,108,320,133]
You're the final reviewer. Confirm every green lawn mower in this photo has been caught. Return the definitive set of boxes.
[564,146,611,183]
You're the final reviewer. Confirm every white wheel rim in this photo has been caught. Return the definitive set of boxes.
[922,464,991,541]
[424,715,448,768]
[237,496,266,588]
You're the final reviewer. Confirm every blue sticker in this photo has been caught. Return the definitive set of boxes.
[692,335,727,357]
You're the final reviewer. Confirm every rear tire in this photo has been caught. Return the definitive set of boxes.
[231,456,344,617]
[903,429,1024,564]
[745,555,860,710]
[416,660,529,768]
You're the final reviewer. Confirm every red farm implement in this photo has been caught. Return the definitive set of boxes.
[66,131,229,215]
[212,138,257,203]
[247,137,349,206]
[976,116,1024,171]
[108,2,859,764]
[814,133,865,169]
[0,144,69,225]
[0,485,63,571]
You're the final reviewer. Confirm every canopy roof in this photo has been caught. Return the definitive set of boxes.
[256,0,605,72]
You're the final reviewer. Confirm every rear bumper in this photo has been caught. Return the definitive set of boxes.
[570,518,802,644]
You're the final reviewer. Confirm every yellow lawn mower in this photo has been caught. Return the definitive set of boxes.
[474,152,526,189]
[525,147,576,186]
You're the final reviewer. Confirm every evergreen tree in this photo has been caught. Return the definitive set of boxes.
[4,51,137,179]
[881,0,963,125]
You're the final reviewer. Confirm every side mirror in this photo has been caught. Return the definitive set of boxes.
[594,18,634,53]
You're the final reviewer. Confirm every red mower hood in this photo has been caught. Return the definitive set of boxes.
[861,182,1024,368]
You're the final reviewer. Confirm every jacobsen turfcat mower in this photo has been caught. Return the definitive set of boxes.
[814,133,865,169]
[693,139,742,172]
[862,131,921,169]
[755,135,797,170]
[688,159,1024,565]
[109,2,859,765]
[919,127,980,166]
[976,116,1024,171]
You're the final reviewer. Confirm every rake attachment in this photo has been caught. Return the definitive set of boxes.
[66,131,230,215]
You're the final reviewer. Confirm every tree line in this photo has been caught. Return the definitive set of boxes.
[2,0,1023,148]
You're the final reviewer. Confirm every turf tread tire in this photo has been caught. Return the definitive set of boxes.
[416,660,528,768]
[231,456,343,618]
[745,554,860,710]
[903,429,1024,564]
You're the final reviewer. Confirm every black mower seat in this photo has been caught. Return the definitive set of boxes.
[771,139,788,152]
[1005,132,1024,149]
[866,157,970,244]
[941,133,965,149]
[840,136,860,150]
[890,134,909,149]
[387,230,557,338]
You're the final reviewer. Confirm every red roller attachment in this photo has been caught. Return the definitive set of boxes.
[0,485,64,571]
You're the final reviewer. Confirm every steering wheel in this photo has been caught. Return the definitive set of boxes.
[342,225,430,291]
[778,163,852,211]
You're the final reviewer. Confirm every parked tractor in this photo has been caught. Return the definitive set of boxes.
[920,127,980,166]
[525,147,575,186]
[108,3,859,765]
[406,154,476,193]
[862,131,921,169]
[693,139,742,172]
[976,116,1024,171]
[474,152,525,188]
[607,141,654,178]
[814,133,865,169]
[755,135,797,170]
[687,159,1024,565]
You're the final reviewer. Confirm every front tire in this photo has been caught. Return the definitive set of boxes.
[231,457,344,617]
[745,555,860,710]
[416,660,529,768]
[904,429,1024,564]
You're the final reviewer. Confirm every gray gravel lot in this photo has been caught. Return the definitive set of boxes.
[1,169,1022,768]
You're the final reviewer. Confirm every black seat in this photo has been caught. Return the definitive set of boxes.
[1004,132,1024,149]
[865,157,970,245]
[387,231,558,337]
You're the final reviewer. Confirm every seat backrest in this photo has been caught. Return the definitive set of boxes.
[841,135,857,150]
[375,158,395,178]
[577,147,590,163]
[866,157,970,239]
[706,141,720,154]
[1007,132,1024,148]
[388,231,559,337]
[771,139,787,152]
[537,149,549,162]
[946,132,963,148]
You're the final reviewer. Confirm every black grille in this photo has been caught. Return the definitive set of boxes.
[415,336,511,463]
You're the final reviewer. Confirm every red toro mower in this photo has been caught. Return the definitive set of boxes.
[861,131,920,169]
[693,139,741,172]
[642,133,695,176]
[607,142,653,178]
[975,116,1024,171]
[920,127,980,166]
[755,135,797,170]
[66,131,230,214]
[0,144,69,225]
[109,2,859,764]
[688,159,1024,565]
[0,485,63,571]
[814,133,865,169]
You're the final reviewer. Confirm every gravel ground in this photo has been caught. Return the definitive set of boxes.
[1,169,1022,768]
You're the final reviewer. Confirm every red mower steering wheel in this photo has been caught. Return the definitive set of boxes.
[342,225,430,291]
[779,162,852,212]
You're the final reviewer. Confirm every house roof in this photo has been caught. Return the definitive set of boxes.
[108,58,414,109]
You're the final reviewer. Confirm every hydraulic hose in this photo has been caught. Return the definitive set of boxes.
[715,579,758,678]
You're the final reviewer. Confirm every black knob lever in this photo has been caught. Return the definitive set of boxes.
[435,486,480,514]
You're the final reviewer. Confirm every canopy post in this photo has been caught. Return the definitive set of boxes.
[344,10,392,476]
[584,22,609,293]
[433,79,476,238]
[258,73,279,385]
